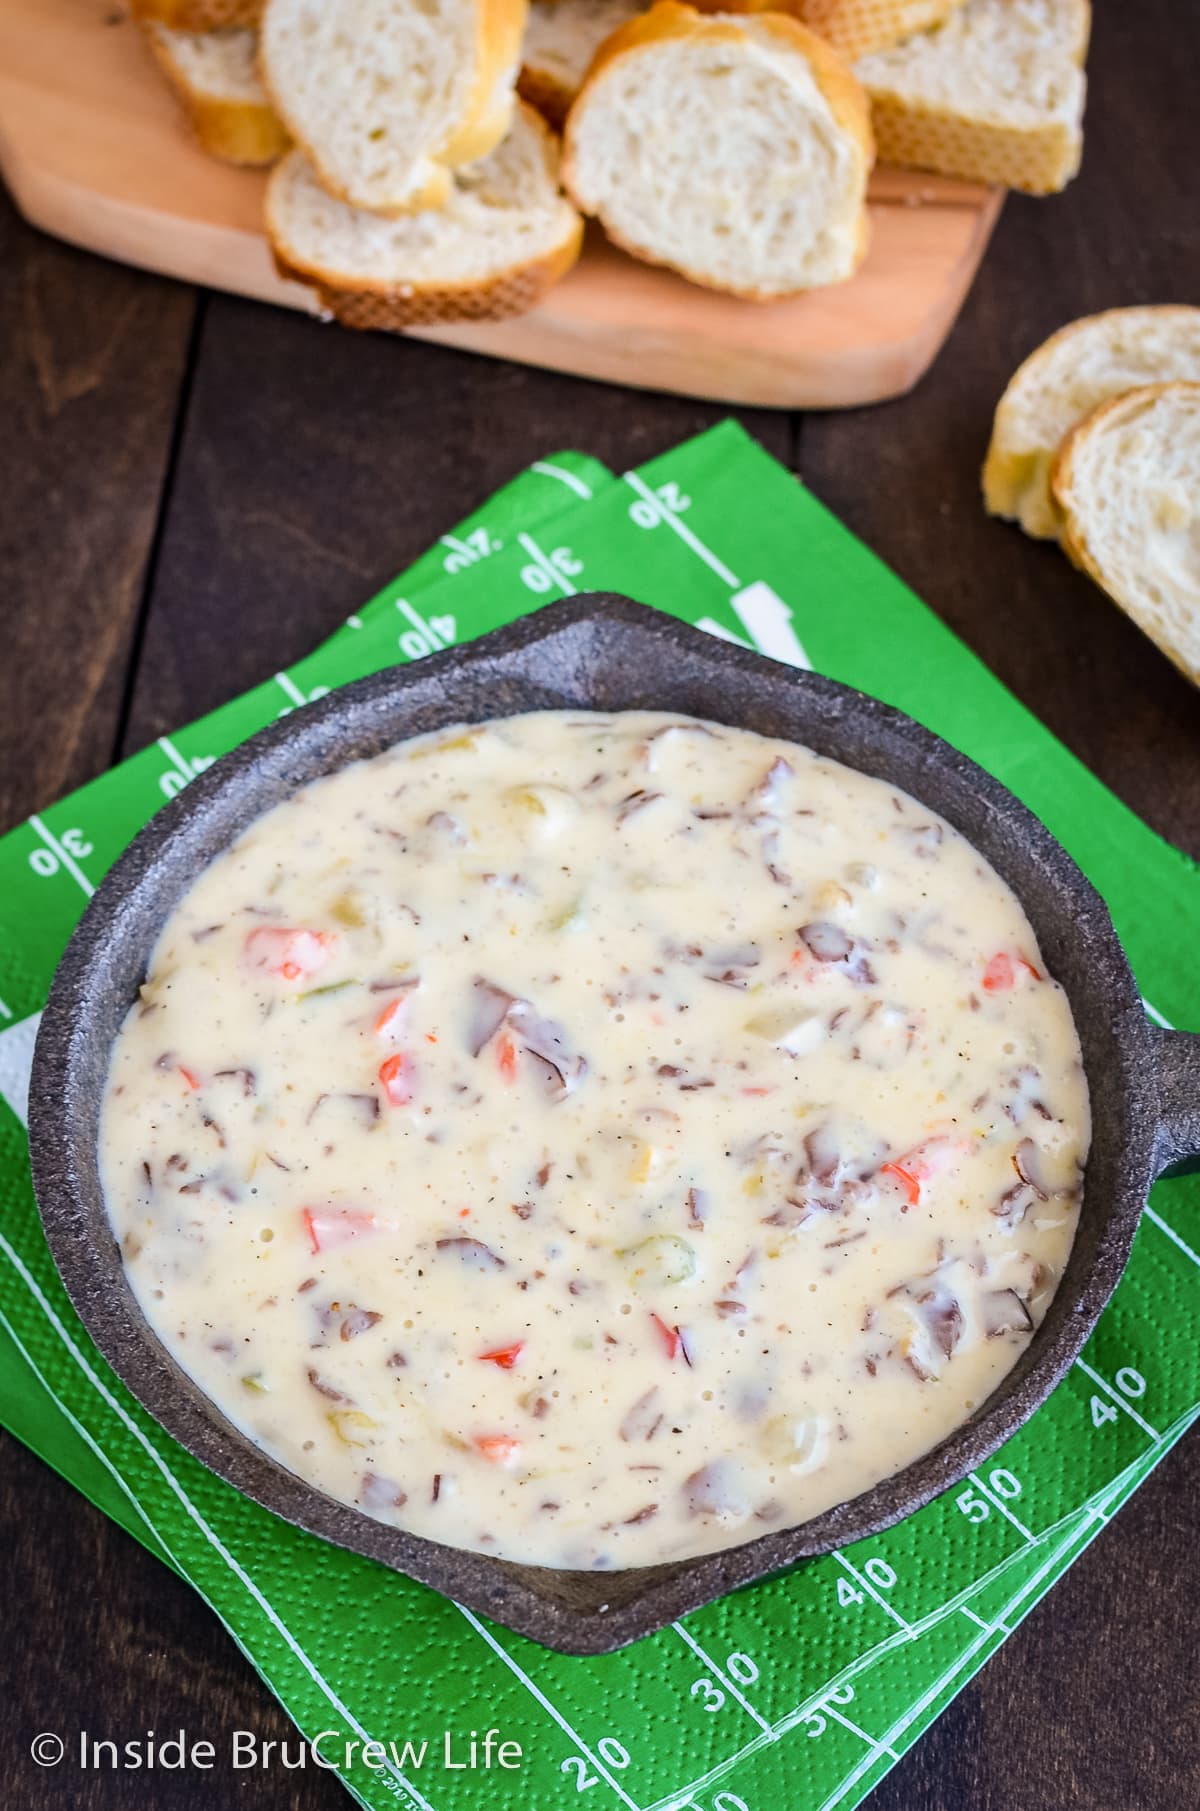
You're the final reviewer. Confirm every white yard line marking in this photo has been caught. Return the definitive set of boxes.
[0,1009,41,1129]
[0,1231,437,1811]
[0,1300,165,1555]
[695,618,751,649]
[452,1604,641,1811]
[1074,1358,1161,1440]
[531,460,594,500]
[812,1740,893,1811]
[671,1623,771,1734]
[622,473,740,588]
[832,1552,914,1634]
[157,735,193,782]
[0,997,11,1021]
[812,1528,1122,1811]
[727,581,811,670]
[1142,999,1173,1029]
[28,815,93,897]
[814,1615,998,1811]
[966,1471,1035,1543]
[1145,1205,1200,1270]
[274,671,308,709]
[644,1623,925,1811]
[653,1421,1200,1811]
[516,533,577,597]
[823,1704,900,1762]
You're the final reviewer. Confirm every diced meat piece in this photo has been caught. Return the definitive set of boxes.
[340,1309,383,1341]
[435,1237,506,1272]
[505,1001,587,1100]
[981,1290,1034,1337]
[993,1181,1038,1230]
[799,922,853,963]
[684,1459,749,1520]
[619,1389,663,1442]
[467,978,515,1055]
[360,1472,408,1509]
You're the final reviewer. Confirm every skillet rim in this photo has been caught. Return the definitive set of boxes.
[27,593,1156,1653]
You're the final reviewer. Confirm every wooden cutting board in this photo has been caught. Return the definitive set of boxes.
[0,0,1004,408]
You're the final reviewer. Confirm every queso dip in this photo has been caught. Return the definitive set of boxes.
[99,711,1089,1568]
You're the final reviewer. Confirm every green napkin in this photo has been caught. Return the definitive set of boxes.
[1,422,1197,1811]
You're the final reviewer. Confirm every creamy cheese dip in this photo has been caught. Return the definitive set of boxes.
[100,711,1089,1569]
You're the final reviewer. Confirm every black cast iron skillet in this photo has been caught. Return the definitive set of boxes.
[28,596,1200,1655]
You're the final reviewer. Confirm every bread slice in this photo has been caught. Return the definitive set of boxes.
[984,306,1200,540]
[562,2,873,299]
[144,25,289,165]
[133,0,263,28]
[266,102,583,328]
[1051,383,1200,688]
[260,0,528,216]
[519,0,647,130]
[856,0,1090,195]
[789,0,966,60]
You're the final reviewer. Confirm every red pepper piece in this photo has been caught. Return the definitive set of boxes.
[879,1160,922,1207]
[477,1342,525,1370]
[650,1311,682,1360]
[472,1433,522,1465]
[302,1207,377,1254]
[378,1052,414,1106]
[982,951,1041,992]
[245,927,336,982]
[374,995,408,1040]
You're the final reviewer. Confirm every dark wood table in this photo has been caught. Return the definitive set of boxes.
[2,4,1198,1805]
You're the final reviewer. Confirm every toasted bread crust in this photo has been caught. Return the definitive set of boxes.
[133,0,263,27]
[866,91,1083,195]
[265,108,584,328]
[259,0,527,216]
[983,304,1200,539]
[1050,380,1200,688]
[562,1,873,299]
[274,228,582,328]
[860,0,1090,198]
[143,26,289,165]
[517,61,577,132]
[699,0,966,59]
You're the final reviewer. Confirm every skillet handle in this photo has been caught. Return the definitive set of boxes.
[1154,1029,1200,1178]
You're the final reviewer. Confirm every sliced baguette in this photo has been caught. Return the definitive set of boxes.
[984,306,1200,541]
[144,25,289,165]
[1051,383,1200,688]
[519,0,647,130]
[266,102,583,328]
[260,0,528,216]
[133,0,263,28]
[562,2,873,299]
[856,0,1090,196]
[788,0,966,60]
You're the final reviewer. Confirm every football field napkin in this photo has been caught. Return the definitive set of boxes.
[1,422,1197,1811]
